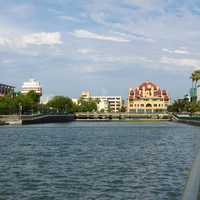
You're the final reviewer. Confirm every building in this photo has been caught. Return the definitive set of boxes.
[94,96,122,112]
[97,98,109,112]
[79,90,123,112]
[0,83,15,97]
[40,96,53,105]
[128,81,170,113]
[72,98,79,105]
[189,86,200,102]
[21,79,42,96]
[80,90,91,99]
[197,86,200,102]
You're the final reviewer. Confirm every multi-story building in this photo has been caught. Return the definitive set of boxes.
[80,90,123,112]
[80,90,91,99]
[97,98,109,112]
[94,96,122,112]
[0,83,15,97]
[189,86,200,102]
[128,81,170,113]
[21,79,42,96]
[197,86,200,102]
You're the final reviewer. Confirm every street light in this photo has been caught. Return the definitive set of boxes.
[19,103,22,120]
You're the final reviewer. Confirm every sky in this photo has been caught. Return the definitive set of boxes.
[1,0,200,100]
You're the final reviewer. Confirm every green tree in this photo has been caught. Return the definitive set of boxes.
[191,70,200,88]
[187,101,200,113]
[77,98,97,112]
[27,90,40,103]
[47,96,74,113]
[167,98,189,113]
[0,96,17,114]
[15,94,34,114]
[168,99,200,114]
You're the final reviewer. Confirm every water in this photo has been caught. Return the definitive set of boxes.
[0,122,200,200]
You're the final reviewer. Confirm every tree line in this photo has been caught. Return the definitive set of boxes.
[168,70,200,114]
[168,98,200,113]
[0,91,98,115]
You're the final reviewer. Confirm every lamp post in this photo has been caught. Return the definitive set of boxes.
[19,103,22,120]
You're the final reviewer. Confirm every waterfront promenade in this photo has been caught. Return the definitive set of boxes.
[0,112,170,125]
[0,114,75,125]
[2,113,200,126]
[75,112,170,120]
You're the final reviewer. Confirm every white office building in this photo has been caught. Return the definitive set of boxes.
[80,90,123,112]
[21,79,42,96]
[197,86,200,102]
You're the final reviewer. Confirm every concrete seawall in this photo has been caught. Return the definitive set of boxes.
[176,120,200,127]
[0,115,21,125]
[0,114,75,125]
[22,114,75,125]
[75,112,170,120]
[182,150,200,200]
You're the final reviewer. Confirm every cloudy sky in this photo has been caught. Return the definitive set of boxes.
[1,0,200,100]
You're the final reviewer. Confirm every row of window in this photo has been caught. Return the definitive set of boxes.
[129,109,166,113]
[129,98,165,101]
[129,104,164,108]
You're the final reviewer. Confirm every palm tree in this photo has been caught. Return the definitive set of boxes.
[191,70,200,88]
[190,70,200,102]
[196,70,200,86]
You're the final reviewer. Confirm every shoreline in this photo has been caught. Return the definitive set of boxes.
[75,119,170,123]
[1,114,200,126]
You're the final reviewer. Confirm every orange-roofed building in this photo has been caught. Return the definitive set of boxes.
[128,81,170,113]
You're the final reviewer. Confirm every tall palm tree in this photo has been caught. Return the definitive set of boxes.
[195,70,200,86]
[191,70,200,88]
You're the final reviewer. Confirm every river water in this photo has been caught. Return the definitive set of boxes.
[0,122,200,200]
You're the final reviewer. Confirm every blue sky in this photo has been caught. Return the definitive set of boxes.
[1,0,200,100]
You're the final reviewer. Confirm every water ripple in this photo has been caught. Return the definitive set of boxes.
[0,122,200,200]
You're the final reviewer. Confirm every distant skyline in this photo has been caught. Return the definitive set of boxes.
[1,0,200,99]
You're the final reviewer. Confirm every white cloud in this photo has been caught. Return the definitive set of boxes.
[22,32,62,45]
[160,56,200,70]
[5,4,35,16]
[77,48,95,54]
[111,31,155,43]
[58,16,79,22]
[162,48,190,55]
[82,54,152,65]
[72,29,130,42]
[1,59,14,64]
[0,32,62,47]
[125,0,165,9]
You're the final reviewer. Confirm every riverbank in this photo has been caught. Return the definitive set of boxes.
[76,119,170,123]
[22,114,75,125]
[0,114,75,125]
[172,114,200,127]
[0,113,171,125]
[176,119,200,127]
[0,121,8,126]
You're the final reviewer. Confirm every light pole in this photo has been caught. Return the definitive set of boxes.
[19,103,22,120]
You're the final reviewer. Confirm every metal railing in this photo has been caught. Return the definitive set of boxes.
[182,150,200,200]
